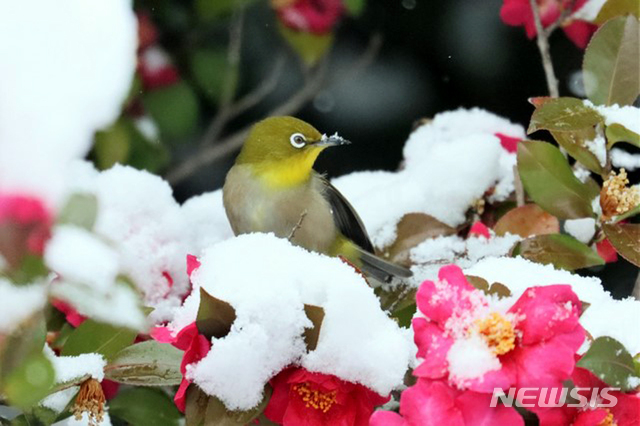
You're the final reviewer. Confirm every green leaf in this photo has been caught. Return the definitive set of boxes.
[142,82,200,142]
[583,15,640,106]
[109,387,181,426]
[278,24,333,67]
[345,0,366,16]
[551,129,604,174]
[577,336,639,391]
[57,193,98,231]
[465,276,512,298]
[302,305,325,351]
[104,340,182,386]
[0,313,47,381]
[196,288,236,339]
[62,320,136,361]
[517,141,597,219]
[3,352,55,410]
[195,0,255,21]
[613,203,640,222]
[185,386,208,426]
[595,0,640,25]
[528,97,603,134]
[93,120,131,170]
[9,256,49,285]
[606,122,640,148]
[515,234,605,270]
[190,49,233,104]
[203,386,271,426]
[602,223,640,266]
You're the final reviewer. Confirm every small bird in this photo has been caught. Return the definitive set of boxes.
[223,116,411,283]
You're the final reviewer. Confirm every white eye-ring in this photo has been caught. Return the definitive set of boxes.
[290,132,306,148]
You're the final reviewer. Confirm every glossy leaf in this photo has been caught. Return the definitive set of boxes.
[466,276,511,298]
[109,387,181,426]
[384,213,457,266]
[143,81,200,142]
[61,320,136,361]
[196,288,236,339]
[0,313,46,383]
[577,336,638,391]
[104,340,183,386]
[494,204,560,238]
[345,0,366,16]
[583,16,640,106]
[595,0,640,25]
[303,304,325,351]
[190,49,233,104]
[551,129,604,174]
[93,119,131,170]
[3,352,55,410]
[528,97,602,134]
[606,122,640,148]
[279,24,333,66]
[602,223,640,266]
[516,234,605,270]
[517,141,596,219]
[204,386,271,426]
[57,193,98,231]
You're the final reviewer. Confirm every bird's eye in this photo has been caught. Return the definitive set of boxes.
[290,133,306,148]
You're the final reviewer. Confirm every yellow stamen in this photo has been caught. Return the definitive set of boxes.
[72,378,105,426]
[475,312,516,355]
[600,168,640,220]
[293,382,338,413]
[598,410,617,426]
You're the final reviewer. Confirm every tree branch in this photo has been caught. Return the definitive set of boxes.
[288,210,308,241]
[166,34,383,185]
[529,0,560,97]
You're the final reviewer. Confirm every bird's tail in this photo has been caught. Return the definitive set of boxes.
[352,245,413,284]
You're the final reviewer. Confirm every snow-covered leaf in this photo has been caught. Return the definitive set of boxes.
[196,288,236,339]
[62,320,136,361]
[515,234,605,270]
[57,193,98,231]
[528,97,602,133]
[303,304,325,352]
[518,141,597,219]
[493,204,560,237]
[577,336,639,391]
[552,128,604,174]
[583,16,640,106]
[105,341,183,386]
[602,222,640,266]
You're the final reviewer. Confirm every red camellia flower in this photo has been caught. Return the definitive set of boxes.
[0,193,52,267]
[500,0,597,49]
[468,221,491,239]
[276,0,344,34]
[265,367,389,426]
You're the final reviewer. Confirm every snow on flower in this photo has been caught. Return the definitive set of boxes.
[465,256,640,354]
[412,265,584,392]
[370,379,524,426]
[275,0,344,34]
[0,278,46,334]
[332,108,525,248]
[265,367,388,426]
[165,233,412,411]
[0,0,137,208]
[500,0,597,49]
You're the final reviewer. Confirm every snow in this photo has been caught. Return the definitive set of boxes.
[333,108,525,248]
[447,333,501,382]
[45,225,120,293]
[180,190,234,257]
[586,101,640,136]
[573,165,591,183]
[585,134,607,167]
[0,279,46,333]
[44,345,106,383]
[41,387,80,413]
[409,233,521,285]
[465,256,640,355]
[169,233,412,411]
[0,0,137,209]
[564,218,596,243]
[611,149,640,171]
[571,0,607,21]
[53,411,112,426]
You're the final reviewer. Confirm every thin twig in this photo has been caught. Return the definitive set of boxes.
[514,165,525,206]
[166,34,383,185]
[288,210,308,241]
[543,0,576,36]
[529,0,560,97]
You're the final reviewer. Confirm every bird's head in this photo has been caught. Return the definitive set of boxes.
[235,116,350,187]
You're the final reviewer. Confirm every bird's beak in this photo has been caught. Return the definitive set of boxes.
[309,133,351,147]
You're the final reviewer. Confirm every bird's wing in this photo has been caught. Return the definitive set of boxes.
[319,177,376,254]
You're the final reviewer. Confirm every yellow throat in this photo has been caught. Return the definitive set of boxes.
[253,147,324,189]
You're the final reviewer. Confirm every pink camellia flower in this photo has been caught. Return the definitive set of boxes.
[0,193,52,266]
[51,299,87,328]
[412,265,584,393]
[370,379,524,426]
[530,355,640,426]
[495,133,521,154]
[265,367,389,426]
[276,0,344,34]
[468,221,491,239]
[500,0,597,49]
